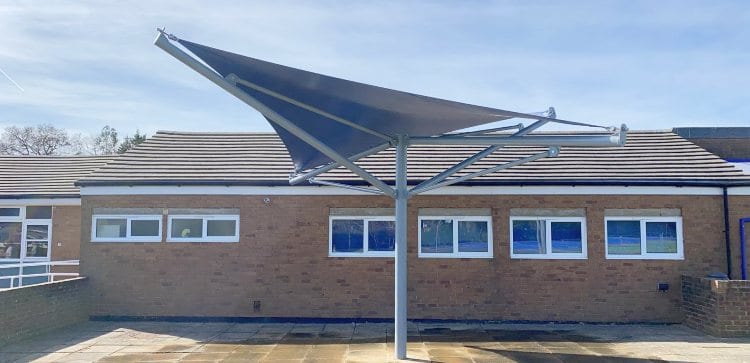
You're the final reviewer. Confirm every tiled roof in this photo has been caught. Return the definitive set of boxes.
[0,156,113,198]
[77,130,750,186]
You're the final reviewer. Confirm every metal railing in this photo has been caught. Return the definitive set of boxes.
[0,260,79,290]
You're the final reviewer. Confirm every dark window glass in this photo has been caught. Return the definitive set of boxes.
[331,219,363,253]
[96,218,126,238]
[131,220,160,237]
[25,224,49,240]
[512,220,545,254]
[551,222,583,254]
[0,208,20,217]
[0,222,22,259]
[207,219,236,237]
[420,219,453,253]
[26,241,48,258]
[646,222,678,253]
[26,206,52,219]
[458,221,488,252]
[171,218,203,238]
[607,220,641,255]
[368,220,395,252]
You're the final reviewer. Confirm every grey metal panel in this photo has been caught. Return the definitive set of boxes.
[510,208,586,217]
[604,209,682,217]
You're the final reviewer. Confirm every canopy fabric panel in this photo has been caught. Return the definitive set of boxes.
[178,40,522,172]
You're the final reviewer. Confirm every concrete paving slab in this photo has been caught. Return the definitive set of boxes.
[1,321,749,362]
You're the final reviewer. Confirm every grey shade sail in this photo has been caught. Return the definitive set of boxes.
[178,39,529,172]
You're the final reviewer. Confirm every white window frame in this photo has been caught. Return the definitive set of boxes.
[91,215,163,243]
[510,216,588,260]
[0,207,23,220]
[167,215,240,243]
[329,216,395,257]
[418,216,493,259]
[0,206,54,261]
[604,216,684,260]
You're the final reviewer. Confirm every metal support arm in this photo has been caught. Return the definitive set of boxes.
[228,75,393,142]
[411,119,550,192]
[289,142,392,185]
[410,147,559,195]
[308,178,385,195]
[154,32,396,197]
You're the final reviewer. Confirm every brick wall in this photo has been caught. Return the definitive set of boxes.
[682,275,750,337]
[0,277,90,347]
[80,194,729,323]
[51,206,82,278]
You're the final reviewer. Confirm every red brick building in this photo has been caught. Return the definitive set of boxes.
[73,130,750,323]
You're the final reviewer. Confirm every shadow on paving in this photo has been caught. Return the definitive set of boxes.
[0,321,745,362]
[469,346,679,363]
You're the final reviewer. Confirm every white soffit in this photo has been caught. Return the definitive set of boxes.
[0,198,81,206]
[79,185,750,196]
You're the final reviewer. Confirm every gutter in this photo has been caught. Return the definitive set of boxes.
[75,179,750,188]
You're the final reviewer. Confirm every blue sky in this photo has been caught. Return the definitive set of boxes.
[0,1,748,136]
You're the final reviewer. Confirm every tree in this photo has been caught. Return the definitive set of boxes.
[0,124,71,155]
[117,130,147,154]
[91,126,119,155]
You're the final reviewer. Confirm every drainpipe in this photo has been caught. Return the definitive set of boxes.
[723,187,732,279]
[740,217,749,280]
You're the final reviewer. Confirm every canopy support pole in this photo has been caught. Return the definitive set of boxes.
[394,135,408,360]
[154,30,629,361]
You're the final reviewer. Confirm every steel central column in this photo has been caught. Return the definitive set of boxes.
[394,135,408,359]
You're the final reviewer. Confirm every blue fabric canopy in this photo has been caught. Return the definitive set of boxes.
[179,40,522,172]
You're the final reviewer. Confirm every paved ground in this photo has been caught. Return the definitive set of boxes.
[0,321,749,362]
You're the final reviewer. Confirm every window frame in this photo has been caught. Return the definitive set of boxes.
[166,214,240,243]
[0,206,54,261]
[418,215,493,259]
[509,216,588,260]
[22,220,52,260]
[91,215,163,243]
[328,216,396,258]
[604,216,684,260]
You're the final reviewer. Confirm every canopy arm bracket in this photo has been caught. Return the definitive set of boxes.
[409,129,626,146]
[410,119,550,193]
[410,146,560,196]
[289,142,392,185]
[226,74,394,143]
[153,31,395,197]
[308,178,386,195]
[444,123,524,137]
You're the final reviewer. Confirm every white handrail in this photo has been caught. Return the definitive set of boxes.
[0,260,80,289]
[0,260,79,269]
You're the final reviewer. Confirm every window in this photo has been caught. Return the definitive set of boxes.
[92,215,162,242]
[26,206,52,219]
[418,216,492,258]
[329,216,395,257]
[0,208,21,217]
[167,215,239,242]
[24,222,51,259]
[605,217,683,259]
[0,206,53,260]
[510,217,587,259]
[0,222,22,259]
